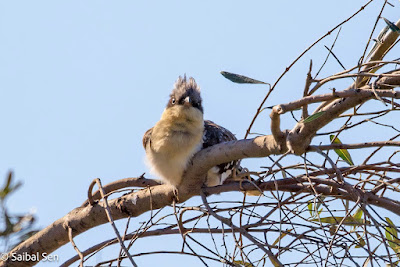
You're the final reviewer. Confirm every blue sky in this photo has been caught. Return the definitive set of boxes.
[1,1,399,266]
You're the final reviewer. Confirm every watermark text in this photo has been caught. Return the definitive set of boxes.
[0,252,59,263]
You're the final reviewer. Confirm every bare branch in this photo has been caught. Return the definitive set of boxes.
[67,226,84,267]
[5,9,400,267]
[309,141,400,151]
[82,176,160,207]
[92,179,137,267]
[200,191,283,266]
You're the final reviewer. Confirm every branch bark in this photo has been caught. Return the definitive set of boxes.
[4,114,400,266]
[4,18,400,267]
[2,134,287,267]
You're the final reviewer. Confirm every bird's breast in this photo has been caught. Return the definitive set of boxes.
[150,106,204,154]
[144,106,205,186]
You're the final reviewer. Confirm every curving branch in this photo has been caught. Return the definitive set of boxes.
[4,119,400,266]
[2,134,287,267]
[5,67,400,265]
[3,15,400,267]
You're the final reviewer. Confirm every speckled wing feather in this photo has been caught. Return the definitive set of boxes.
[203,120,236,148]
[203,120,240,184]
[142,127,153,149]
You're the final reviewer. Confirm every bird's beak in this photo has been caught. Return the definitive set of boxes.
[183,96,191,107]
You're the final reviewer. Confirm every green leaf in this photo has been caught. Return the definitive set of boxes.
[385,217,399,252]
[353,208,363,221]
[308,197,325,217]
[0,172,22,200]
[220,71,267,84]
[329,135,354,165]
[385,217,398,237]
[308,202,313,216]
[382,18,400,33]
[310,216,365,225]
[315,196,325,212]
[272,229,293,246]
[303,111,325,123]
[318,208,323,216]
[355,233,366,248]
[388,242,400,258]
[351,208,364,231]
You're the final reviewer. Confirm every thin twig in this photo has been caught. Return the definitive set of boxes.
[371,75,387,105]
[314,27,342,78]
[302,60,313,119]
[93,178,138,267]
[244,0,374,138]
[67,225,84,267]
[324,45,348,73]
[311,147,344,183]
[310,141,400,151]
[200,191,284,267]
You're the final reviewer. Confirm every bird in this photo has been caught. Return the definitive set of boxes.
[142,75,240,187]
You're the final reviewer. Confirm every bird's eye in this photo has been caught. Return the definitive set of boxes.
[171,98,176,104]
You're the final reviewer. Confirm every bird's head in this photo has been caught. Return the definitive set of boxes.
[167,75,203,113]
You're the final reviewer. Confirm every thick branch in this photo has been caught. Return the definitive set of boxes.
[5,133,400,266]
[204,179,400,216]
[280,71,400,155]
[5,20,400,266]
[82,177,161,207]
[276,88,400,114]
[357,18,400,87]
[277,19,400,155]
[3,135,286,267]
[64,177,400,266]
[178,135,287,195]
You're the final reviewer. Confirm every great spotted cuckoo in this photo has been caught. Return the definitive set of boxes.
[143,76,241,187]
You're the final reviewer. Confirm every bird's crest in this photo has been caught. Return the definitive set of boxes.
[171,75,201,99]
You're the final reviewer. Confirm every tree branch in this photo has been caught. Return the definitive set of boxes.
[2,134,287,267]
[4,18,400,267]
[309,141,400,151]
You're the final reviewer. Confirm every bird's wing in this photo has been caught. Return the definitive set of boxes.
[203,120,237,148]
[203,120,241,185]
[142,127,153,149]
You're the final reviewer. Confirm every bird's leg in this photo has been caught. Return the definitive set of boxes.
[230,165,238,181]
[172,187,179,203]
[230,166,250,182]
